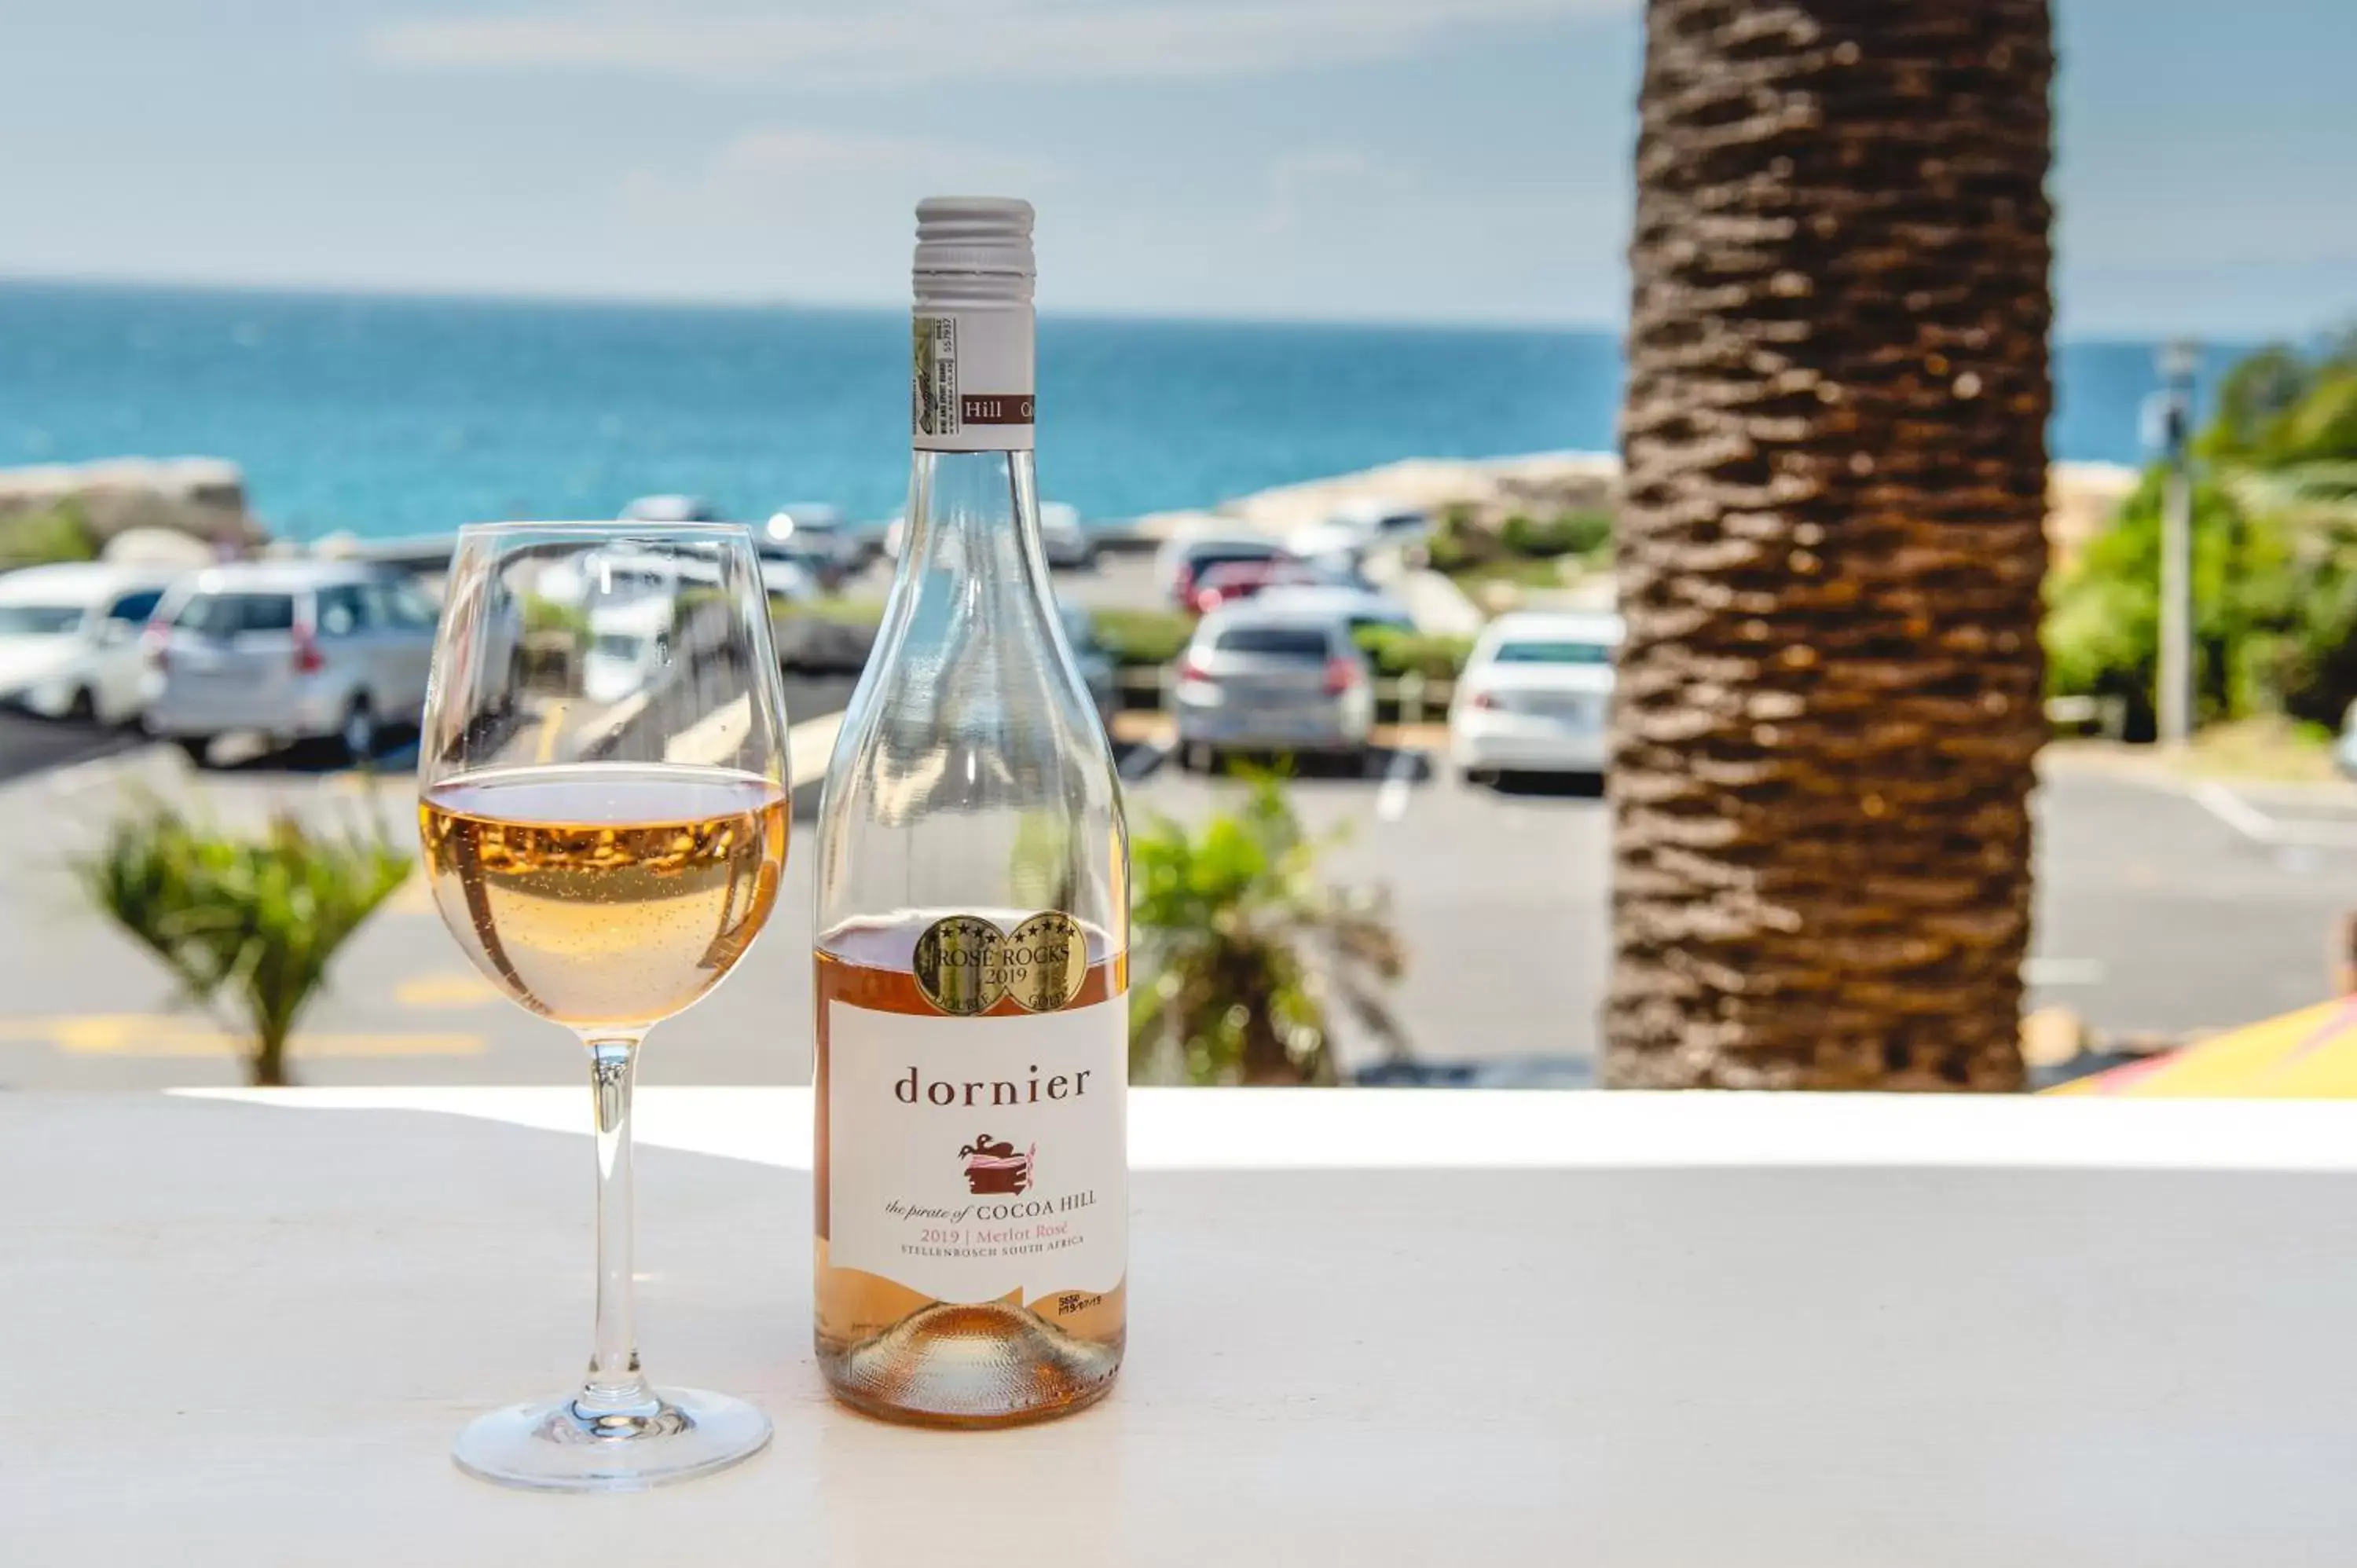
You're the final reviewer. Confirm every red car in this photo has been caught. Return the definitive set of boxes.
[1189,559,1320,615]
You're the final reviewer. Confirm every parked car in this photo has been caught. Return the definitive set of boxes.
[619,494,724,524]
[757,556,821,605]
[581,595,677,704]
[884,503,1094,571]
[1154,533,1298,612]
[1186,558,1332,615]
[1172,606,1373,770]
[0,562,183,724]
[1448,610,1623,785]
[1287,500,1432,570]
[1059,603,1120,736]
[761,504,859,591]
[535,544,738,610]
[142,562,441,765]
[1235,583,1413,637]
[1039,503,1097,570]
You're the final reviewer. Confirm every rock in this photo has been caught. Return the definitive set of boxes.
[100,527,217,570]
[0,457,264,552]
[1156,449,2140,564]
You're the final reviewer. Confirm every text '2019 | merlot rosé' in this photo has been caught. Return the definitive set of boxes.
[812,198,1130,1427]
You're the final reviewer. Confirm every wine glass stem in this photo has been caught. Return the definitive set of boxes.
[578,1031,656,1416]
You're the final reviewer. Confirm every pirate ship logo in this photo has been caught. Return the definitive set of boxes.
[959,1134,1035,1196]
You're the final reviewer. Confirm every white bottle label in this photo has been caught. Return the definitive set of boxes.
[827,993,1126,1304]
[911,306,1036,452]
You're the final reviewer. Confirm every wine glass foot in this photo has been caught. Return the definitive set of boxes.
[453,1387,771,1492]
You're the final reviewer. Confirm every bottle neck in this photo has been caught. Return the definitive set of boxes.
[897,444,1043,577]
[911,292,1036,456]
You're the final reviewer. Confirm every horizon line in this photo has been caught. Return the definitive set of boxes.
[0,271,2307,349]
[0,270,1616,338]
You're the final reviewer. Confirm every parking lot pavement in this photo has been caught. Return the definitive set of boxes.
[1119,749,1612,1075]
[2030,764,2357,1036]
[0,709,145,786]
[0,739,823,1090]
[5,679,2357,1088]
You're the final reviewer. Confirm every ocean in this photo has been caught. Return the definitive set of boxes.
[0,281,2242,543]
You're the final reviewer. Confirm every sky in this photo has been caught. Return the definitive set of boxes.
[1,0,2350,337]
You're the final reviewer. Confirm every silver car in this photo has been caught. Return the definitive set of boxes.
[143,562,441,765]
[1173,606,1374,771]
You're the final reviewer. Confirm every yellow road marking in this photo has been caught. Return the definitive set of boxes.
[534,698,572,764]
[394,972,502,1009]
[0,1014,483,1057]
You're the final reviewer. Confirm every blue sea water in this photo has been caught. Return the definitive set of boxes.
[0,282,2245,543]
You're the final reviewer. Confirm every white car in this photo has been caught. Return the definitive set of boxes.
[1152,531,1296,610]
[581,596,678,704]
[757,557,820,604]
[760,505,858,590]
[1287,500,1431,570]
[1249,584,1416,638]
[0,563,183,724]
[536,546,732,610]
[143,562,441,764]
[1039,503,1096,570]
[619,494,722,524]
[1449,610,1622,785]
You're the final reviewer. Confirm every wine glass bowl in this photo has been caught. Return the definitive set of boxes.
[420,522,790,1491]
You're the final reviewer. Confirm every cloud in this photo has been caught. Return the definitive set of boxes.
[368,0,1631,89]
[606,129,1066,300]
[693,129,1061,188]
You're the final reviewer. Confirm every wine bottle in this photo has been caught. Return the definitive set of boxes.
[812,197,1129,1426]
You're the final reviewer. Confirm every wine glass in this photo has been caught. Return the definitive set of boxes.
[418,522,790,1491]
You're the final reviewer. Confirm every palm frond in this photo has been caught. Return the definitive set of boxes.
[1127,773,1409,1084]
[2223,461,2357,531]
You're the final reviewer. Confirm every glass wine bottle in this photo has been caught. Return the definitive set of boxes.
[811,197,1129,1427]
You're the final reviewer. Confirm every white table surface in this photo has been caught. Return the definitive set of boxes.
[9,1087,2357,1566]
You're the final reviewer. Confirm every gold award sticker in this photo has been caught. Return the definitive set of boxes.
[911,914,1007,1016]
[1003,911,1087,1013]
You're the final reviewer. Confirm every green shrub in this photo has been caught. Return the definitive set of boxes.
[1091,608,1195,668]
[1423,528,1479,574]
[774,596,886,628]
[75,802,412,1087]
[1354,625,1473,681]
[0,502,100,566]
[1501,510,1613,560]
[772,596,888,672]
[1424,504,1493,574]
[2048,335,2357,737]
[2044,469,2318,732]
[1129,771,1406,1086]
[519,594,588,639]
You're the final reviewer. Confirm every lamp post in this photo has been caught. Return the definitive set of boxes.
[2156,339,2198,749]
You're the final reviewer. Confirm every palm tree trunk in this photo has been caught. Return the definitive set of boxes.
[1608,0,2053,1090]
